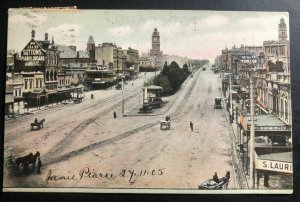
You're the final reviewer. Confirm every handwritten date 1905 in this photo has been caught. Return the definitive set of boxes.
[119,168,165,183]
[43,167,165,185]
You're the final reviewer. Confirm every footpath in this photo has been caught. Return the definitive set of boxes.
[218,77,249,189]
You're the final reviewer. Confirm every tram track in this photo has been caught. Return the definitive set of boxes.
[44,69,202,166]
[43,90,141,161]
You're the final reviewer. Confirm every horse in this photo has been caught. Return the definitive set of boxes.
[15,151,40,172]
[219,171,230,182]
[31,119,45,130]
[39,119,45,128]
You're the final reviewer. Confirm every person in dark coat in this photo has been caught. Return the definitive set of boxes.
[213,172,219,183]
[113,111,117,119]
[190,121,193,131]
[35,118,38,123]
[264,174,269,187]
[37,157,42,174]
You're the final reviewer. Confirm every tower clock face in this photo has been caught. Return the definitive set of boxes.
[153,37,158,42]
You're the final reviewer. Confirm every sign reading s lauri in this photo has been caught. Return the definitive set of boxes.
[255,158,292,174]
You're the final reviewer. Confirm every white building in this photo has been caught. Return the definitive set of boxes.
[263,18,290,74]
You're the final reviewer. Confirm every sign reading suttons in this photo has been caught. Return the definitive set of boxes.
[21,41,45,66]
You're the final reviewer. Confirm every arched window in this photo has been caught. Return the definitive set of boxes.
[54,71,57,80]
[46,71,50,81]
[50,71,53,81]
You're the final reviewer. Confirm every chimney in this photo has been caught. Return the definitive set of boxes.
[45,33,48,41]
[31,30,35,40]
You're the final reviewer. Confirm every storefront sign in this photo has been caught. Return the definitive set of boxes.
[21,41,45,66]
[256,158,292,174]
[248,125,289,131]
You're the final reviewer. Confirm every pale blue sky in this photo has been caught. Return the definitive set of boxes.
[7,9,289,61]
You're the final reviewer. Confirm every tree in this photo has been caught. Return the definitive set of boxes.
[182,63,191,77]
[153,75,173,95]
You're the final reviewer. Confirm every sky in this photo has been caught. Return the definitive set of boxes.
[7,9,289,62]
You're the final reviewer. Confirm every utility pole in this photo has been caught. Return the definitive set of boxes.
[229,69,233,123]
[249,68,255,189]
[122,78,124,116]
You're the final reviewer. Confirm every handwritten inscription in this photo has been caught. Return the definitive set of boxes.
[43,167,165,185]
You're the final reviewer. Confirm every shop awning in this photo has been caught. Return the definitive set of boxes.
[240,113,291,134]
[142,85,163,91]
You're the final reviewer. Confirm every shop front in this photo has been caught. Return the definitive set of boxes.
[238,113,292,179]
[255,148,292,189]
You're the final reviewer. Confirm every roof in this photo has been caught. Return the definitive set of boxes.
[35,40,51,51]
[246,114,287,127]
[57,45,77,58]
[56,45,90,59]
[78,51,89,58]
[142,85,163,91]
[258,152,292,163]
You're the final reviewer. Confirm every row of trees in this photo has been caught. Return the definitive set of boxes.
[139,66,159,72]
[145,61,193,95]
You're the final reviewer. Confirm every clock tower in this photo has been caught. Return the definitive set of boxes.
[152,28,160,51]
[149,28,163,67]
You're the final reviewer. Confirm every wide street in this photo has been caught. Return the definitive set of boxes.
[4,67,241,189]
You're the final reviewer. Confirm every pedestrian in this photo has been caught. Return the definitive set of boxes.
[113,111,117,119]
[213,172,219,183]
[37,157,42,174]
[190,121,193,132]
[264,174,270,187]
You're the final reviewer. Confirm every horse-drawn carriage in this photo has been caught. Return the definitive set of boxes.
[74,97,83,104]
[160,120,171,130]
[4,146,41,175]
[31,119,45,130]
[198,171,230,190]
[160,116,171,130]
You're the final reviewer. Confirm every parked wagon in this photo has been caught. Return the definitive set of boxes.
[160,120,171,130]
[198,171,230,190]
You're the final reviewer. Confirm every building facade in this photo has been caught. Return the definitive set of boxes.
[263,17,290,74]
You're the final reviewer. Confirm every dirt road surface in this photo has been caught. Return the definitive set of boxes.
[4,69,240,190]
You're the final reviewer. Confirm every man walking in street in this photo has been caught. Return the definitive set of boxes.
[37,157,42,174]
[190,121,193,132]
